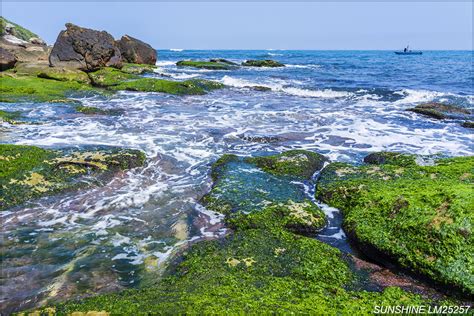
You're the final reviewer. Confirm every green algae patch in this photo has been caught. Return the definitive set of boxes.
[246,149,327,179]
[30,151,444,314]
[45,229,429,315]
[112,78,224,95]
[176,60,237,70]
[316,153,474,295]
[88,67,140,87]
[14,62,91,84]
[363,152,417,167]
[407,102,471,120]
[75,105,122,116]
[121,63,156,75]
[242,59,285,67]
[0,74,96,103]
[0,110,22,124]
[0,144,146,211]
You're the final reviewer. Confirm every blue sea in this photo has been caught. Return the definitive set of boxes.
[1,50,473,312]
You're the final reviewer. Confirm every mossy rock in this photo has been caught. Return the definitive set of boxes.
[88,67,139,87]
[121,63,156,75]
[407,102,471,120]
[75,105,123,116]
[112,78,224,95]
[176,60,236,70]
[14,62,91,84]
[0,16,39,42]
[0,144,146,211]
[0,109,22,124]
[209,58,238,65]
[0,73,97,103]
[461,121,474,129]
[242,59,285,67]
[363,152,417,167]
[246,150,327,179]
[316,152,474,295]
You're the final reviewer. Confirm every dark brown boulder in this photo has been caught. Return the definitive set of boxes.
[117,35,156,65]
[49,23,122,71]
[0,47,17,70]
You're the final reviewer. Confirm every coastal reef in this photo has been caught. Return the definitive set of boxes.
[0,144,146,211]
[317,152,474,295]
[26,151,454,314]
[242,59,285,67]
[177,59,238,70]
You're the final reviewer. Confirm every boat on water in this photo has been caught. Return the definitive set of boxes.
[395,51,422,55]
[395,45,422,55]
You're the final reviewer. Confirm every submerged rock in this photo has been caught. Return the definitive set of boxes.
[461,121,474,129]
[0,144,146,211]
[176,60,237,70]
[317,152,474,295]
[117,35,157,65]
[0,110,22,124]
[242,59,285,67]
[49,23,122,71]
[407,102,471,120]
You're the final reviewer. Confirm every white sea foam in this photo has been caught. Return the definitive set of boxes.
[170,48,184,52]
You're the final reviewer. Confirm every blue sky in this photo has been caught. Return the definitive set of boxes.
[2,2,472,49]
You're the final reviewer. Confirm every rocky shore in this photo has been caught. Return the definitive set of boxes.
[1,18,472,314]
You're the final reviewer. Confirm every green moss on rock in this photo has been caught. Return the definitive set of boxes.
[75,105,122,116]
[14,62,91,84]
[242,59,285,67]
[0,16,39,41]
[176,60,236,70]
[0,109,22,124]
[461,121,474,129]
[0,144,146,211]
[0,73,96,103]
[121,63,156,75]
[112,78,224,95]
[246,150,327,179]
[88,67,139,87]
[407,102,471,120]
[316,153,474,294]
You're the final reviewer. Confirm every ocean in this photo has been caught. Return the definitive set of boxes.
[1,50,472,312]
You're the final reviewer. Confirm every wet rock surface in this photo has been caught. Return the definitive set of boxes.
[117,35,157,65]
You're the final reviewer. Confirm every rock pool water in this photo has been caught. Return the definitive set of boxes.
[0,50,472,313]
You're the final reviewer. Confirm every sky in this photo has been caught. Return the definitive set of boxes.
[1,2,472,50]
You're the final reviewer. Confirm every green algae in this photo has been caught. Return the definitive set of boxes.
[242,59,285,67]
[88,67,140,87]
[75,105,122,116]
[14,63,91,84]
[112,78,224,95]
[0,109,22,124]
[407,102,471,120]
[121,63,156,75]
[0,74,96,103]
[461,121,474,129]
[0,144,146,211]
[316,153,474,295]
[31,151,441,314]
[176,60,236,70]
[246,150,327,179]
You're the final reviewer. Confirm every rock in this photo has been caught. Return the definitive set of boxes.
[0,38,50,63]
[363,152,416,166]
[176,60,236,70]
[242,59,285,67]
[14,61,91,84]
[1,17,41,43]
[49,23,122,71]
[0,47,17,70]
[117,35,156,65]
[247,85,271,92]
[461,121,474,129]
[317,153,474,294]
[121,63,156,75]
[209,58,237,65]
[29,37,46,45]
[407,102,471,120]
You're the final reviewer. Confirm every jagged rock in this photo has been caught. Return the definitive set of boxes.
[0,47,16,70]
[117,35,156,65]
[49,23,122,71]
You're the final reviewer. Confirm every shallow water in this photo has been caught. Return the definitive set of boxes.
[1,50,472,312]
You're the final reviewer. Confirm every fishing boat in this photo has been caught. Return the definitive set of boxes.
[395,51,422,55]
[395,45,422,55]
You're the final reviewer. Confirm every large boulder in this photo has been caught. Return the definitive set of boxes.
[0,46,16,70]
[117,35,156,65]
[49,23,122,71]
